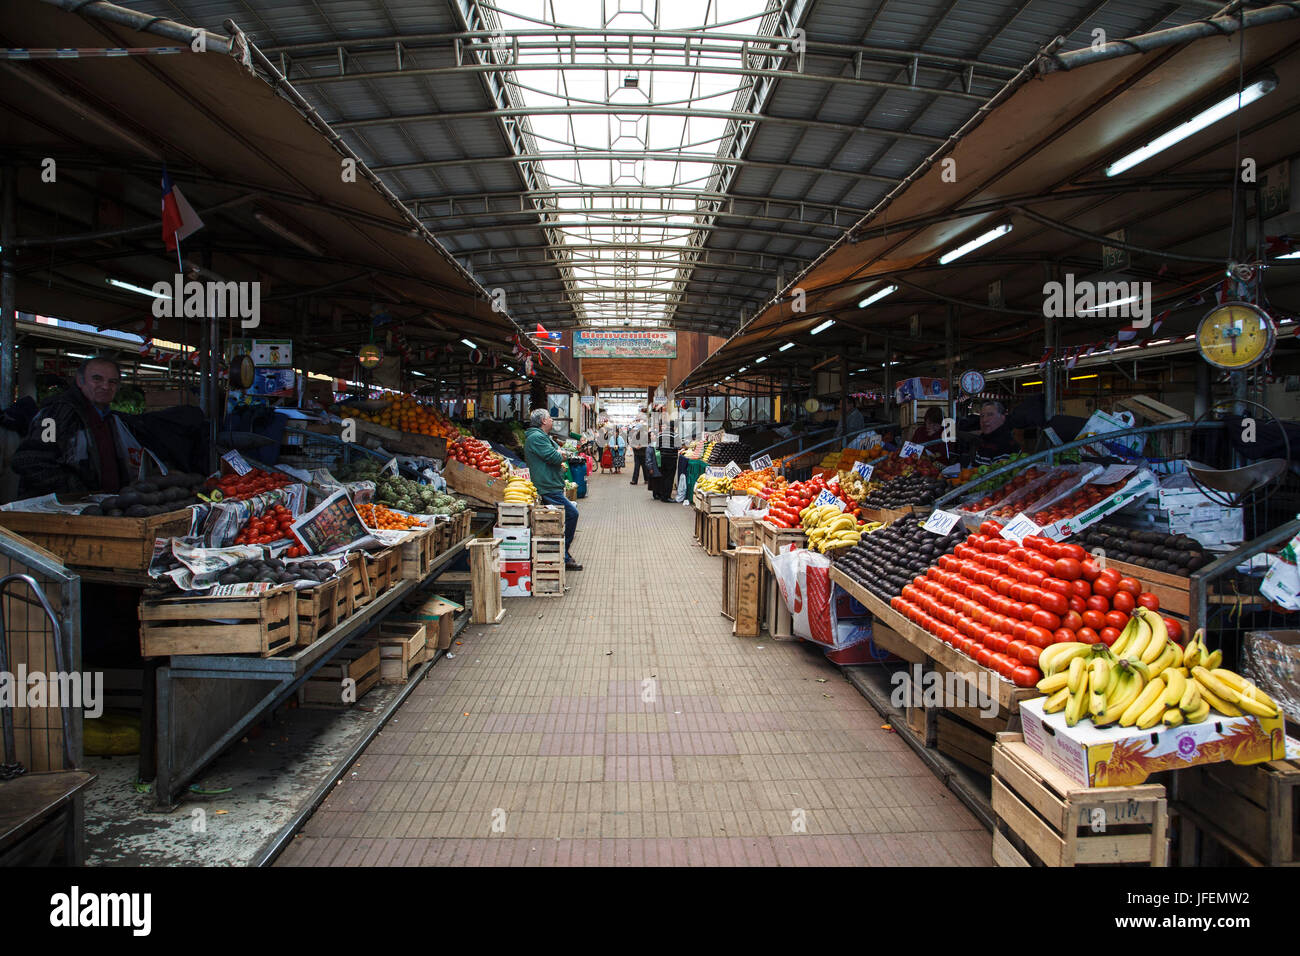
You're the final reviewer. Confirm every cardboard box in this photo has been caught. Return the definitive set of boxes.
[501,559,532,597]
[1036,469,1157,541]
[1019,696,1286,788]
[493,526,531,561]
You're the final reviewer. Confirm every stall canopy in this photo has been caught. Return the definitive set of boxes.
[681,10,1300,393]
[0,0,578,395]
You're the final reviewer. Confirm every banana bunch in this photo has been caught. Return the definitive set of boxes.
[504,476,538,503]
[800,505,876,553]
[1037,613,1282,728]
[696,476,732,495]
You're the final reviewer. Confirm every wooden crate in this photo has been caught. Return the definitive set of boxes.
[531,505,565,538]
[361,621,427,684]
[757,519,806,556]
[343,553,371,609]
[565,485,576,502]
[936,711,997,777]
[443,458,508,505]
[139,586,298,658]
[531,536,565,567]
[295,578,341,647]
[762,566,795,640]
[703,513,729,557]
[364,547,401,597]
[532,563,565,598]
[698,492,729,514]
[399,527,435,581]
[400,595,459,650]
[1175,758,1300,866]
[0,507,194,572]
[469,538,505,623]
[992,733,1168,867]
[728,516,757,548]
[496,503,531,528]
[351,418,448,460]
[299,643,380,708]
[720,546,763,638]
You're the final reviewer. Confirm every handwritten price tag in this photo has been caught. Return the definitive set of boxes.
[750,455,773,471]
[221,450,251,476]
[814,490,846,512]
[705,466,725,478]
[1000,513,1041,544]
[853,462,874,481]
[724,461,743,478]
[900,441,925,459]
[922,510,961,535]
[722,432,739,443]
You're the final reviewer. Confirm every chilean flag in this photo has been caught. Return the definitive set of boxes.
[161,166,204,252]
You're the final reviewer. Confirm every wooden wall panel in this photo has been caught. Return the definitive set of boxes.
[579,358,668,389]
[666,333,726,392]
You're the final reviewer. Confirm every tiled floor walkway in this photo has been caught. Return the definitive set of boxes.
[277,473,992,865]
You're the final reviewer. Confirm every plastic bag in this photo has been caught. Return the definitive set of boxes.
[1261,524,1300,611]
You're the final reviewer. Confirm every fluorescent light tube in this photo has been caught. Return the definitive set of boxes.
[107,278,168,299]
[1106,77,1277,177]
[779,342,796,351]
[939,224,1011,264]
[737,366,748,373]
[1077,294,1141,314]
[857,285,897,309]
[755,356,767,364]
[461,339,478,349]
[810,319,835,335]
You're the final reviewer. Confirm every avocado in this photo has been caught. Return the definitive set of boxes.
[217,572,239,585]
[135,481,159,494]
[125,504,149,517]
[117,492,142,508]
[80,505,103,516]
[108,508,124,517]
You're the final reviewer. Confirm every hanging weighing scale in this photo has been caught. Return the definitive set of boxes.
[1196,301,1277,370]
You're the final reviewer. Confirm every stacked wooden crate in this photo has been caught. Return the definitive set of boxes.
[531,535,565,597]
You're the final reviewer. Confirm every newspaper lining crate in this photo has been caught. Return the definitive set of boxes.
[531,505,565,538]
[531,536,565,567]
[360,621,427,684]
[992,733,1168,868]
[0,507,194,572]
[496,503,531,528]
[295,578,342,647]
[299,642,380,708]
[140,586,299,658]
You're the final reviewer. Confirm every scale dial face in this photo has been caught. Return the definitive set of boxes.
[960,369,985,395]
[1197,302,1276,370]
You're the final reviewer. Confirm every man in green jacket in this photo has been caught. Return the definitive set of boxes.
[524,408,581,571]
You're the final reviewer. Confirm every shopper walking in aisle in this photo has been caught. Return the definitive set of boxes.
[524,408,582,571]
[628,414,650,485]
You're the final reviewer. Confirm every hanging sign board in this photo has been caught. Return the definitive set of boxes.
[750,455,773,471]
[572,329,676,358]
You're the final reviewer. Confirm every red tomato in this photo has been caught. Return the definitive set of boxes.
[1112,591,1136,614]
[1081,610,1107,631]
[1099,626,1120,646]
[1012,665,1039,688]
[1011,620,1030,642]
[1068,595,1087,614]
[1104,610,1128,630]
[1005,639,1028,658]
[1093,576,1119,599]
[1116,576,1141,597]
[1019,602,1040,622]
[1053,628,1076,644]
[1018,644,1041,667]
[1024,536,1052,553]
[987,633,1011,653]
[1032,609,1063,632]
[1043,577,1071,596]
[1062,610,1084,632]
[975,647,995,668]
[1086,594,1111,614]
[1162,617,1184,643]
[979,520,1003,537]
[1068,579,1092,600]
[1076,627,1101,645]
[1037,590,1069,616]
[1079,559,1102,583]
[1137,592,1160,612]
[1057,543,1087,562]
[1053,558,1083,581]
[1027,626,1055,648]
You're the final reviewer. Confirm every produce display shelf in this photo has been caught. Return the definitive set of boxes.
[828,567,1035,713]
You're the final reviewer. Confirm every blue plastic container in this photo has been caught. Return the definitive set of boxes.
[568,458,588,498]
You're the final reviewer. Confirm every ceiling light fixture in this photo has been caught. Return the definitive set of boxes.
[754,356,767,364]
[858,285,898,309]
[107,278,167,299]
[1105,76,1277,177]
[938,224,1012,264]
[460,338,478,349]
[810,319,835,335]
[779,342,796,351]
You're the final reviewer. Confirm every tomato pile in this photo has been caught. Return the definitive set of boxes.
[765,474,861,529]
[890,521,1175,687]
[206,467,294,502]
[1029,480,1125,526]
[448,437,504,477]
[959,467,1052,515]
[232,503,304,553]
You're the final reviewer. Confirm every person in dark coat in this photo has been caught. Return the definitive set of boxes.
[12,356,145,498]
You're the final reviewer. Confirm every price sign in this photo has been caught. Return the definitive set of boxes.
[1091,464,1136,485]
[705,466,725,478]
[722,432,739,443]
[814,490,846,512]
[221,450,251,476]
[724,461,743,479]
[900,441,925,459]
[853,462,874,481]
[922,510,961,535]
[750,455,773,471]
[1000,513,1041,544]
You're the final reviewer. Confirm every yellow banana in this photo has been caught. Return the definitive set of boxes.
[1190,670,1241,717]
[1147,643,1180,681]
[1038,671,1071,695]
[1203,649,1223,671]
[1044,687,1071,714]
[1121,676,1165,728]
[1183,699,1211,723]
[1067,656,1087,695]
[1136,694,1168,730]
[1123,616,1152,663]
[1178,680,1201,714]
[1065,677,1090,727]
[1181,629,1205,668]
[1212,669,1280,713]
[1162,708,1185,728]
[1163,669,1187,707]
[1095,669,1143,727]
[1041,642,1090,676]
[1139,608,1168,664]
[1111,615,1142,658]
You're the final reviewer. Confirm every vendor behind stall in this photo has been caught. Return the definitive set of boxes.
[12,356,146,497]
[962,400,1021,466]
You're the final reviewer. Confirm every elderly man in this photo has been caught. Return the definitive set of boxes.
[12,355,145,497]
[523,407,581,571]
